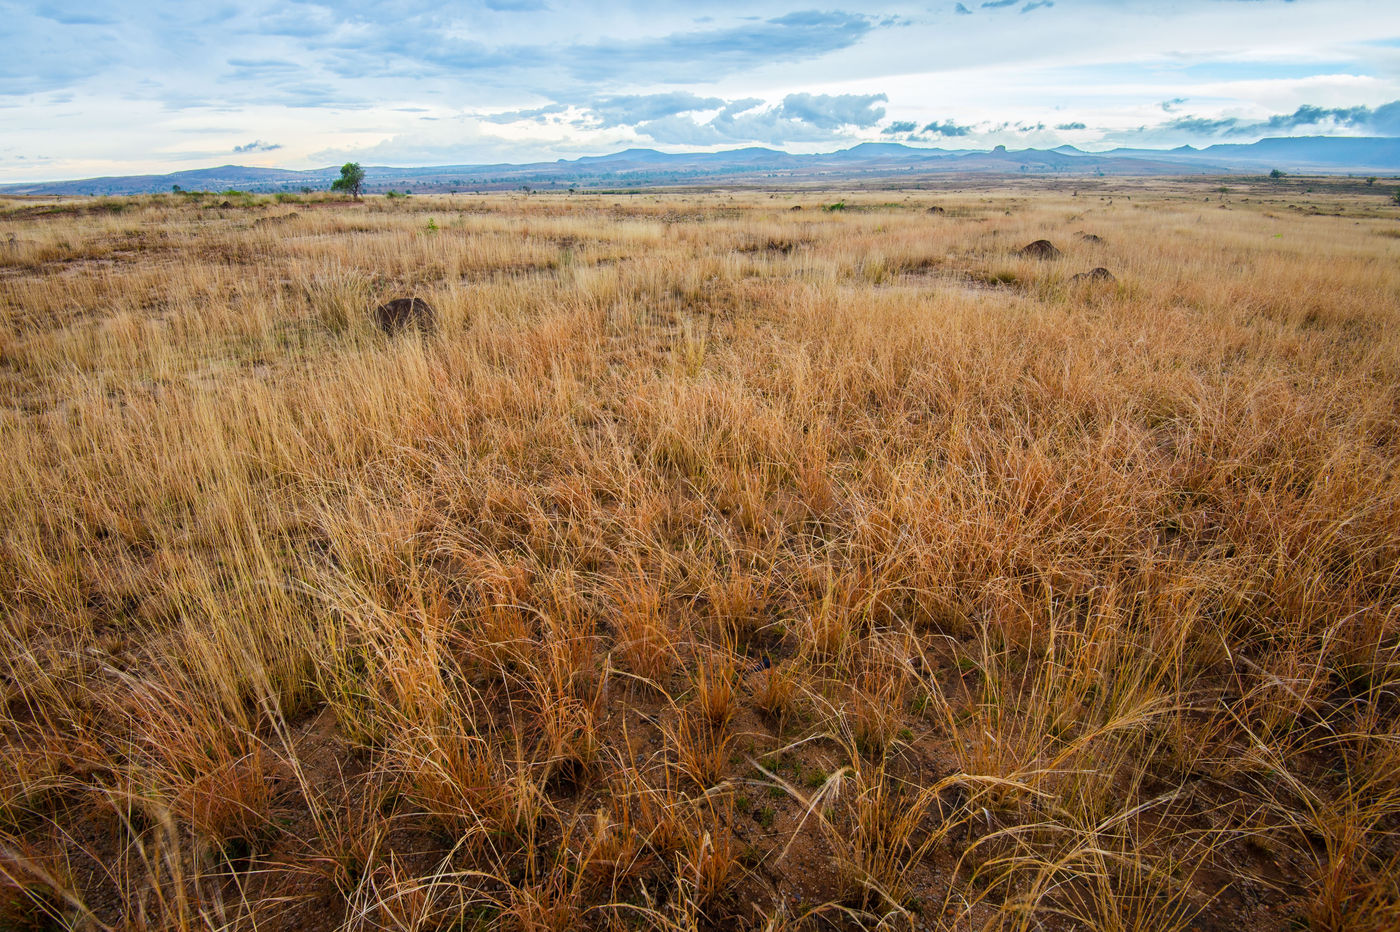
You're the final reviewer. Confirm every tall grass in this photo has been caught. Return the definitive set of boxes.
[2,182,1398,929]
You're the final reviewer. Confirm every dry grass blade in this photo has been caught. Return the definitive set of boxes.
[2,182,1398,930]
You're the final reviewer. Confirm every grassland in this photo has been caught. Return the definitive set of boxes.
[1,177,1399,931]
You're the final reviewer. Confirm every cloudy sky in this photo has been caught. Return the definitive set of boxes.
[2,0,1398,181]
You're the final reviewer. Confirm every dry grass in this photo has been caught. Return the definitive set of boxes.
[1,179,1399,930]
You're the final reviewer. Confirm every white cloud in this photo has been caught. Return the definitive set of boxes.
[1,0,1399,181]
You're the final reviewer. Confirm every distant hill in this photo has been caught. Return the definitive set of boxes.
[1095,136,1400,172]
[2,136,1396,196]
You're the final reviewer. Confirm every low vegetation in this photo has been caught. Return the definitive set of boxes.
[1,179,1398,930]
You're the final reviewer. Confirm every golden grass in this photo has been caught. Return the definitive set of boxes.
[1,179,1399,930]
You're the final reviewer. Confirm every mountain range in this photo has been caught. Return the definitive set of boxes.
[2,136,1397,196]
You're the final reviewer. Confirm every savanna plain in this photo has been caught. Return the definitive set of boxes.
[1,177,1399,932]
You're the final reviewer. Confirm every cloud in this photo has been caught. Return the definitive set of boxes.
[1021,1,1054,12]
[225,58,303,81]
[308,120,569,167]
[719,97,764,116]
[1164,116,1238,135]
[587,92,725,128]
[0,7,119,95]
[621,92,889,146]
[6,0,1400,183]
[482,103,570,124]
[35,4,117,26]
[633,115,730,146]
[704,109,841,144]
[246,84,367,109]
[233,139,282,152]
[474,91,888,146]
[267,8,877,89]
[561,11,876,83]
[777,92,886,129]
[1370,101,1400,135]
[1163,100,1400,138]
[253,4,341,40]
[922,119,975,137]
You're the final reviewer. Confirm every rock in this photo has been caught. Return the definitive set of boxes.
[1075,231,1104,243]
[927,205,946,215]
[374,297,436,334]
[1069,267,1116,284]
[1018,239,1061,259]
[789,205,803,211]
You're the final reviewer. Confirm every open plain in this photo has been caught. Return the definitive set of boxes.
[2,177,1399,930]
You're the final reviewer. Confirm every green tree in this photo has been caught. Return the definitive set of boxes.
[1269,168,1285,180]
[331,162,365,199]
[1392,189,1400,206]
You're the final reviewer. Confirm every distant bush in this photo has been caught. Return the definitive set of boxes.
[823,201,846,212]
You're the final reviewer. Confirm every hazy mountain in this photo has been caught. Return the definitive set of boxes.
[1200,136,1400,170]
[1095,136,1400,172]
[2,136,1395,197]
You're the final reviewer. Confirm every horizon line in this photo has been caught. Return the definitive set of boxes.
[4,135,1399,189]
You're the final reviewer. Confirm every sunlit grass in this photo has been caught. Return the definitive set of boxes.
[2,181,1399,930]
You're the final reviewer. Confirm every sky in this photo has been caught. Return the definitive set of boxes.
[2,0,1399,182]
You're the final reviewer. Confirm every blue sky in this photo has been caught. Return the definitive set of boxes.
[2,0,1398,181]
